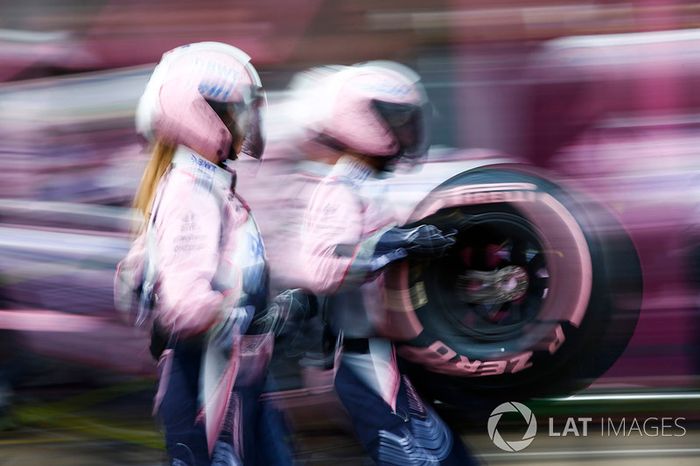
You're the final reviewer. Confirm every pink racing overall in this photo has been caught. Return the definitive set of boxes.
[301,155,476,466]
[117,147,292,466]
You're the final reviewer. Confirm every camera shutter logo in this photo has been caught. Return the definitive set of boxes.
[487,401,537,452]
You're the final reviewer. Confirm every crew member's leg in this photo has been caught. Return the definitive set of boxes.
[335,338,478,465]
[158,342,211,466]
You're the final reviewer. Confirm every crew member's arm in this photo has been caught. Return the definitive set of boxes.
[154,174,227,336]
[301,179,396,295]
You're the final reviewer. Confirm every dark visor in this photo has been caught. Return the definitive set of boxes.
[372,99,431,158]
[205,86,265,160]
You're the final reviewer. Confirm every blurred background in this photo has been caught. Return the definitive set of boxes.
[1,0,700,464]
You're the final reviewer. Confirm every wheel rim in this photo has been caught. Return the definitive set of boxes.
[423,211,550,343]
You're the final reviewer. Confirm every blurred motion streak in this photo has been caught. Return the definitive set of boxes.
[0,1,700,464]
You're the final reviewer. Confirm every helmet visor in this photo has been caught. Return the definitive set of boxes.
[372,99,432,159]
[205,84,265,160]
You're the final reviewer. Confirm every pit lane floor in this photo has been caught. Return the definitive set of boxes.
[2,383,700,465]
[3,425,700,465]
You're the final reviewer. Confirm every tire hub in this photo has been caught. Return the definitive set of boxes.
[422,211,550,340]
[457,265,530,305]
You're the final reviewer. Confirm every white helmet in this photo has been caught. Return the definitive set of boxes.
[136,41,266,162]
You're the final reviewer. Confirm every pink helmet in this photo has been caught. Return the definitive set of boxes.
[136,42,266,162]
[307,61,431,159]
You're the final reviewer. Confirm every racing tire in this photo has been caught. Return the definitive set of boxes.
[380,165,642,403]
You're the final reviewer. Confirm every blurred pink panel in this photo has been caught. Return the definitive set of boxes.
[0,38,98,80]
[0,310,155,375]
[84,0,324,67]
[0,310,107,332]
[0,0,323,80]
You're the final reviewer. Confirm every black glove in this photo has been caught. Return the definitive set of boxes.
[249,289,316,338]
[210,305,254,356]
[334,241,409,275]
[149,321,169,361]
[376,225,457,258]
